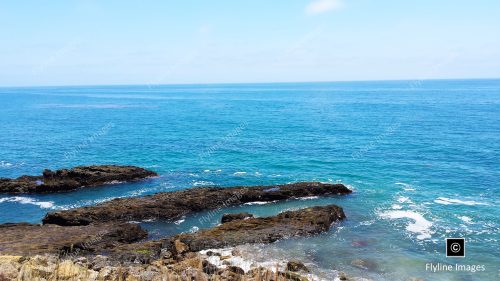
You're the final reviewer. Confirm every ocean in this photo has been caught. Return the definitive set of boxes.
[0,79,498,280]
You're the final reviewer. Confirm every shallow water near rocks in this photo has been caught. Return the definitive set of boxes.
[0,80,499,280]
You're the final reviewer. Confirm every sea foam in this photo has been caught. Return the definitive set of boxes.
[0,196,54,209]
[380,210,433,240]
[434,197,488,206]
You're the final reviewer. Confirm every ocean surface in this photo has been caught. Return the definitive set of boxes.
[0,79,498,280]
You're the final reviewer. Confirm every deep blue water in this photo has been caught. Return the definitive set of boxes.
[0,79,499,280]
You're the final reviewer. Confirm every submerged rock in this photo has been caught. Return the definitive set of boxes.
[221,212,254,223]
[0,165,157,193]
[0,222,147,256]
[43,182,352,226]
[164,205,346,252]
[351,259,378,271]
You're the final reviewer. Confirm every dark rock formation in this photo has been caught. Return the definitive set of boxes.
[0,222,147,256]
[43,182,352,226]
[287,260,310,272]
[163,205,346,252]
[221,212,253,223]
[0,165,157,193]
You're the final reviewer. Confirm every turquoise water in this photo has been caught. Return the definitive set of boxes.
[0,79,498,280]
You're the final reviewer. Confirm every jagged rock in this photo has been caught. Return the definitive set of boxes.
[0,222,147,256]
[221,212,253,223]
[0,165,157,193]
[0,253,311,281]
[287,260,310,272]
[0,256,22,280]
[164,205,346,251]
[43,182,352,226]
[173,240,189,255]
[227,265,245,275]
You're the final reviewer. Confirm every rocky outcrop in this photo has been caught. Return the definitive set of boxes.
[221,212,254,223]
[0,253,311,281]
[0,205,346,280]
[287,260,310,272]
[0,165,157,193]
[0,222,147,256]
[164,205,345,252]
[43,182,352,226]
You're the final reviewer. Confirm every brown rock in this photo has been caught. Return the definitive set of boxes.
[0,222,147,256]
[221,212,253,223]
[165,205,346,251]
[43,182,352,226]
[287,260,310,272]
[0,165,157,194]
[173,240,189,255]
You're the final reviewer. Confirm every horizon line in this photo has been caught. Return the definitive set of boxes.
[1,77,499,89]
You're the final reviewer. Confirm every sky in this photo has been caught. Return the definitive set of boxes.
[0,0,499,86]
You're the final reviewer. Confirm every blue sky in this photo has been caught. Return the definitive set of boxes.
[1,0,499,86]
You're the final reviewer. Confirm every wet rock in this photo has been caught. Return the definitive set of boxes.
[0,165,157,193]
[205,251,221,257]
[231,248,242,256]
[221,212,253,223]
[351,240,369,247]
[44,182,351,226]
[287,260,310,272]
[228,265,245,275]
[202,260,219,274]
[280,271,309,281]
[165,205,346,251]
[0,222,147,256]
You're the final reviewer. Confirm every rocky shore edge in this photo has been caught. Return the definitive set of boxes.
[1,205,347,281]
[0,165,158,193]
[0,179,355,280]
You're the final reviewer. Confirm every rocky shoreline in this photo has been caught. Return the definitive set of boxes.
[1,205,347,280]
[0,168,357,281]
[0,165,157,193]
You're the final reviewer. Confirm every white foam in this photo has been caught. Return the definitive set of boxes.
[457,216,473,224]
[0,161,13,167]
[299,196,319,200]
[106,180,124,184]
[233,172,247,176]
[391,204,403,210]
[380,210,433,240]
[397,196,411,203]
[203,169,210,172]
[243,201,276,205]
[193,180,214,186]
[395,182,416,191]
[0,196,54,209]
[174,218,185,225]
[434,197,488,206]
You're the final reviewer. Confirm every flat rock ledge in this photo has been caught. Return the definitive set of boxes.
[43,182,352,226]
[0,165,158,193]
[0,222,147,256]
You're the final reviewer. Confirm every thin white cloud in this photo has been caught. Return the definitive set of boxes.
[305,0,342,15]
